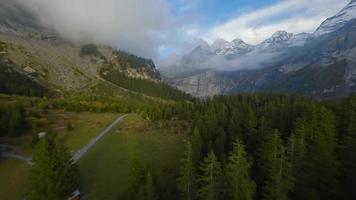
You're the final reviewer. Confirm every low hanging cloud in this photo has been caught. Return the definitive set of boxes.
[14,0,173,58]
[198,52,281,71]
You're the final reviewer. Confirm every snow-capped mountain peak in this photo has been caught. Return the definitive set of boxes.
[195,39,211,51]
[215,38,253,56]
[211,38,229,51]
[314,0,356,36]
[264,31,294,44]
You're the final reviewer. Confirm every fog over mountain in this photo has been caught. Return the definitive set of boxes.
[10,0,173,58]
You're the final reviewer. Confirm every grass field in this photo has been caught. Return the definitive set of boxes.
[0,110,119,200]
[0,159,29,200]
[46,110,119,151]
[78,114,189,200]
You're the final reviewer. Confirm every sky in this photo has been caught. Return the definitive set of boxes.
[14,0,350,65]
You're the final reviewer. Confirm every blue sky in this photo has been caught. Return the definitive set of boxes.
[170,0,278,28]
[155,0,350,60]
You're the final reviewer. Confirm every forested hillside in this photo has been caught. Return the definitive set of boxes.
[170,94,356,200]
[100,63,193,101]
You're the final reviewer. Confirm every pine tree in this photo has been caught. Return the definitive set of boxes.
[214,127,226,157]
[286,118,307,198]
[178,142,196,200]
[294,106,338,200]
[337,96,356,199]
[28,134,79,200]
[226,139,256,200]
[258,130,292,200]
[197,151,222,200]
[191,127,202,166]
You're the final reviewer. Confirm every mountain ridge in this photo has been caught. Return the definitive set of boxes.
[163,0,356,98]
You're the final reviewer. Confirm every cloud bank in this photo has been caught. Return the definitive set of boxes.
[15,0,173,58]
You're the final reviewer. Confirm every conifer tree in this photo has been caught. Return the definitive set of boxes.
[286,118,307,198]
[191,127,202,165]
[28,134,79,200]
[178,142,196,200]
[336,96,356,199]
[226,139,256,200]
[197,151,222,200]
[258,130,292,200]
[295,106,338,199]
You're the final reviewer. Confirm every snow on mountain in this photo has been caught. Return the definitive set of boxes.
[211,38,229,52]
[215,38,254,56]
[255,31,312,52]
[290,33,312,47]
[314,0,356,36]
[256,31,294,51]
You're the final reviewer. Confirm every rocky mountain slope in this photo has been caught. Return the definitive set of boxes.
[0,0,161,95]
[163,0,356,98]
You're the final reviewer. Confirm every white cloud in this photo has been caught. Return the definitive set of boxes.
[15,0,173,58]
[203,0,350,44]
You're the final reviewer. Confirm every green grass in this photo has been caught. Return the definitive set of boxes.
[48,111,119,151]
[78,114,188,200]
[0,110,119,199]
[0,159,29,200]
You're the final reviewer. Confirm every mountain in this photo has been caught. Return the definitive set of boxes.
[314,0,356,36]
[0,0,162,97]
[163,0,356,98]
[217,38,254,59]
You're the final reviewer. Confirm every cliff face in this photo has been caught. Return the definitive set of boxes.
[166,70,227,98]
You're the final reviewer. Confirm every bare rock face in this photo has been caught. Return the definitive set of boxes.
[167,70,222,98]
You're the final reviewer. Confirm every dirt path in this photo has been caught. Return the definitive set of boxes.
[72,114,128,162]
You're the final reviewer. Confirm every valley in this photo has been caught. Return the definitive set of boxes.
[1,1,356,200]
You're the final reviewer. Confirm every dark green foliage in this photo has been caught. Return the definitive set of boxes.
[334,95,356,199]
[178,142,196,200]
[28,134,79,200]
[197,151,222,200]
[114,50,160,80]
[0,41,47,96]
[0,59,47,96]
[175,93,351,200]
[122,163,159,200]
[80,44,103,57]
[191,127,202,166]
[291,106,338,200]
[100,63,192,101]
[3,85,356,200]
[258,130,292,200]
[0,102,26,136]
[225,139,256,200]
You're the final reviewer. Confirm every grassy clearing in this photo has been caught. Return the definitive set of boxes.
[0,110,119,152]
[0,110,119,200]
[0,159,29,200]
[44,110,119,151]
[78,114,189,200]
